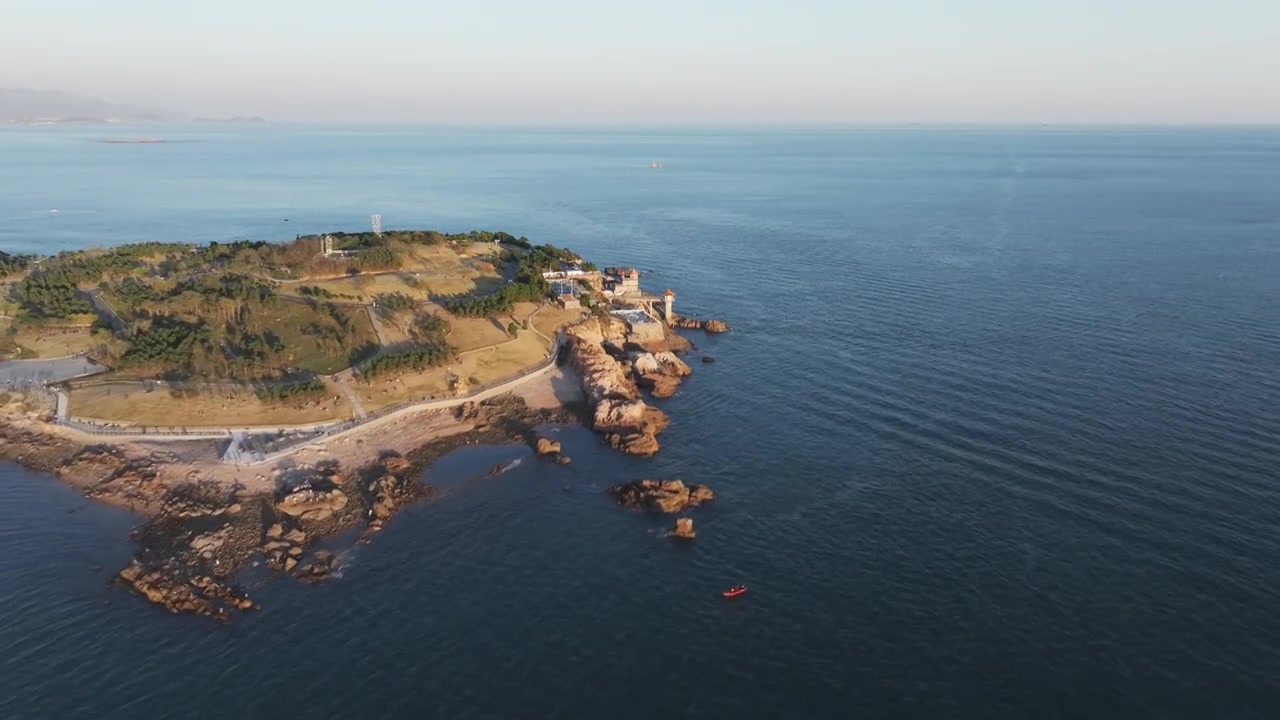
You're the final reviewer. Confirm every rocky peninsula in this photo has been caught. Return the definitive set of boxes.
[0,231,731,619]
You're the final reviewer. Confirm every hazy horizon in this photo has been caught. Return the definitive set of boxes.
[5,0,1278,125]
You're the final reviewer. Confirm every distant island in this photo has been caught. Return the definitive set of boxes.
[0,88,263,125]
[0,88,175,124]
[0,228,728,619]
[193,116,266,123]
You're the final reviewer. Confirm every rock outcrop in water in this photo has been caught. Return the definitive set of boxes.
[296,550,339,583]
[671,517,696,539]
[535,437,562,456]
[608,479,715,513]
[672,316,730,333]
[117,560,254,618]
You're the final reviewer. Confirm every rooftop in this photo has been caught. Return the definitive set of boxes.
[611,308,656,325]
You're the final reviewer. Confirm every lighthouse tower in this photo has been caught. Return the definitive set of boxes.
[663,289,675,325]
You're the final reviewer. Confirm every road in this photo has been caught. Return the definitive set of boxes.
[0,356,106,388]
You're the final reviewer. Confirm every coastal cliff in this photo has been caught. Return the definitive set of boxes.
[564,318,670,456]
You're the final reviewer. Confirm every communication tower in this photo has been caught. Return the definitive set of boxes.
[371,214,383,237]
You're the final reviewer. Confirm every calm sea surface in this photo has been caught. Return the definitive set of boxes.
[1,125,1279,718]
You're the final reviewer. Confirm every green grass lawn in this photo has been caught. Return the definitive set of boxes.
[255,301,379,374]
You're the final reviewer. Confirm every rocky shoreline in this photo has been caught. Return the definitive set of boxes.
[0,311,730,620]
[0,395,578,619]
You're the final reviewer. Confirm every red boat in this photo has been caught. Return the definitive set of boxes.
[722,585,748,598]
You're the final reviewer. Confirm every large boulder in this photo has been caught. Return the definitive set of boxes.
[638,373,681,399]
[703,319,730,333]
[653,351,691,376]
[671,316,730,333]
[535,437,562,456]
[189,527,229,554]
[671,517,695,539]
[381,455,411,473]
[276,486,349,522]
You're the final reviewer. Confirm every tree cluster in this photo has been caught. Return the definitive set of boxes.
[359,344,452,379]
[373,292,416,311]
[120,316,210,369]
[254,378,327,402]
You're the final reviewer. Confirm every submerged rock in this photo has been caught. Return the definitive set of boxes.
[297,551,338,583]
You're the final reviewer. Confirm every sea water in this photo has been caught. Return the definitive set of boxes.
[1,125,1279,718]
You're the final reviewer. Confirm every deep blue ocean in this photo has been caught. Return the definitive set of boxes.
[2,125,1279,718]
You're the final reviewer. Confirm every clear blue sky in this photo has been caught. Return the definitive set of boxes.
[4,0,1277,123]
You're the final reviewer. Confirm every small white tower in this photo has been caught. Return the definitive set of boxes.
[371,214,382,237]
[663,289,675,325]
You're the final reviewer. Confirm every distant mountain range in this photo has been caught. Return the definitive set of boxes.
[0,88,174,123]
[0,89,262,124]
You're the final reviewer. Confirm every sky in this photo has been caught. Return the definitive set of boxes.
[3,0,1278,124]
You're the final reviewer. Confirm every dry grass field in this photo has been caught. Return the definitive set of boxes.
[67,381,354,427]
[278,244,504,301]
[351,307,565,413]
[11,326,99,358]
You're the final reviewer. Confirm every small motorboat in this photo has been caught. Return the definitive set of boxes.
[722,585,748,598]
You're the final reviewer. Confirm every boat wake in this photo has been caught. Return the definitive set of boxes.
[483,458,523,478]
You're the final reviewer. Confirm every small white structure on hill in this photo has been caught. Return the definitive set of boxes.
[542,260,587,280]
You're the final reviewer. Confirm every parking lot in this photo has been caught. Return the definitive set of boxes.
[0,356,105,388]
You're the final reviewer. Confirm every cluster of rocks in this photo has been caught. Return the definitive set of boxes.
[296,550,340,583]
[630,350,692,399]
[56,447,178,511]
[363,454,428,535]
[0,422,80,473]
[261,522,309,572]
[117,560,253,620]
[607,479,715,513]
[672,316,730,333]
[162,476,239,518]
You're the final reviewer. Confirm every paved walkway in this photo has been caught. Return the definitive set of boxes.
[365,305,392,347]
[333,376,369,419]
